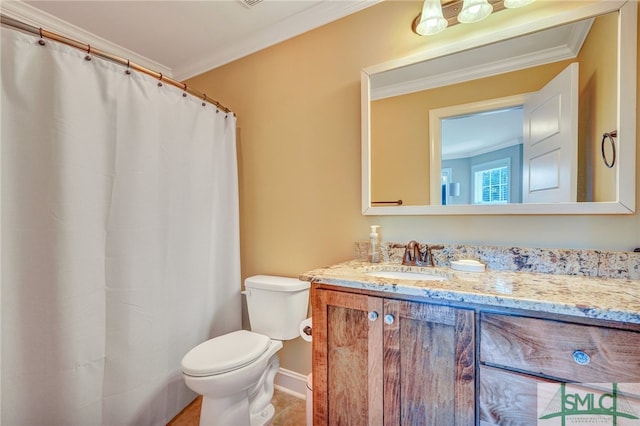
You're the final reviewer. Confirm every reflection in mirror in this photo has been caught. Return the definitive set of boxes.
[440,106,523,206]
[363,1,636,215]
[432,61,583,206]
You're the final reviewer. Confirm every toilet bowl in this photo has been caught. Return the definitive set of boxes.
[182,330,283,425]
[181,275,310,426]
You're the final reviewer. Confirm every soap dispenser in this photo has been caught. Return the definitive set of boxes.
[368,225,381,263]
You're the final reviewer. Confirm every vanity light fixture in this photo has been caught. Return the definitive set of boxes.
[415,0,449,35]
[412,0,535,36]
[457,0,493,23]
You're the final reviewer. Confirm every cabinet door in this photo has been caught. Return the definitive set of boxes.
[312,289,384,425]
[384,300,475,426]
[479,365,555,425]
[312,289,476,426]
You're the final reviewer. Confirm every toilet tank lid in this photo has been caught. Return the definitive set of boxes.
[245,275,310,292]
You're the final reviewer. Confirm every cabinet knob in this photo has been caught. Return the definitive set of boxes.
[368,311,379,322]
[573,350,591,365]
[384,314,395,325]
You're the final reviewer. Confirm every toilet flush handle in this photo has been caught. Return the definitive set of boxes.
[241,290,250,296]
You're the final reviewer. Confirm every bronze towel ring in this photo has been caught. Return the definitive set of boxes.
[601,130,617,168]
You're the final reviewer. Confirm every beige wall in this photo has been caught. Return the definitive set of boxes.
[187,1,640,376]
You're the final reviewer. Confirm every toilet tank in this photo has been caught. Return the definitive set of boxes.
[244,275,310,340]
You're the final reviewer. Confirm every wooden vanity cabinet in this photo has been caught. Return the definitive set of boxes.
[313,283,640,425]
[311,287,475,426]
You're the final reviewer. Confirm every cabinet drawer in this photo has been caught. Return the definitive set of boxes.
[480,313,640,383]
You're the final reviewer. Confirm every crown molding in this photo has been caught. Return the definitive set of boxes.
[372,45,576,100]
[1,0,174,78]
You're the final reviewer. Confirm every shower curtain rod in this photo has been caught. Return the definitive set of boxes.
[0,14,233,115]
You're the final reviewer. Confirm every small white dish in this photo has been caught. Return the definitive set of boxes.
[451,259,486,272]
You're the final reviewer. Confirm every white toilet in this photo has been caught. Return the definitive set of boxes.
[181,275,310,426]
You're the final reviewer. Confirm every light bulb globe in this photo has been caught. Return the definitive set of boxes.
[416,15,448,35]
[415,0,448,35]
[457,0,493,24]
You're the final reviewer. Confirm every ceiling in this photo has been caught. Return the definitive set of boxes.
[441,107,524,160]
[5,0,379,80]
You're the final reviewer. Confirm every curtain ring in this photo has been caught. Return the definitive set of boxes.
[125,59,131,75]
[202,93,207,107]
[182,83,188,98]
[85,44,92,61]
[601,130,617,168]
[38,28,46,46]
[157,73,163,87]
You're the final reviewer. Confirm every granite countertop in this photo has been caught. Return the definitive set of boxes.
[301,260,640,325]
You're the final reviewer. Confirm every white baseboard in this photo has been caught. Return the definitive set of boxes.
[274,368,309,400]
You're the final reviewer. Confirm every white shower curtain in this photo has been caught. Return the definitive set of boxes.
[1,27,241,425]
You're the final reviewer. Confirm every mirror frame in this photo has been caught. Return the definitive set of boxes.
[362,0,636,215]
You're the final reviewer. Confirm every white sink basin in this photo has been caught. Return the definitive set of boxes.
[365,271,447,281]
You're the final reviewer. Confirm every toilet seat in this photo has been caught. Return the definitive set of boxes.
[182,330,271,377]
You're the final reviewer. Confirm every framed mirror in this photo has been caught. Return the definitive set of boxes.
[362,0,636,215]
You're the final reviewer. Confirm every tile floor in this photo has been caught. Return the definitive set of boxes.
[167,390,307,426]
